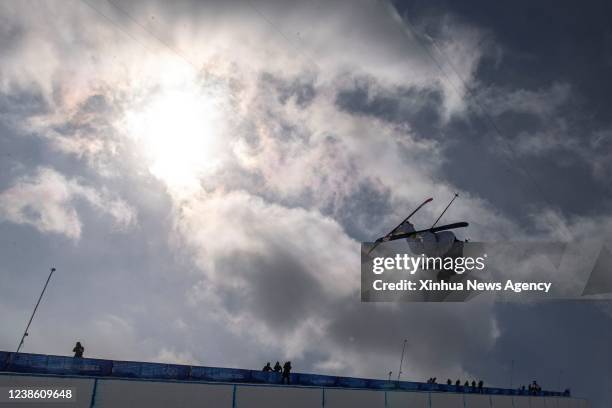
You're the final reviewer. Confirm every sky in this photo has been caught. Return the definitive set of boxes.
[0,0,611,406]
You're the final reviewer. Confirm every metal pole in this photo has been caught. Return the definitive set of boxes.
[397,339,407,382]
[16,267,56,353]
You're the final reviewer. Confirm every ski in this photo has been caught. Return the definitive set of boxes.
[367,197,433,255]
[376,197,433,243]
[384,222,469,242]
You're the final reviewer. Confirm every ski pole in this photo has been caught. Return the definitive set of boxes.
[431,193,459,228]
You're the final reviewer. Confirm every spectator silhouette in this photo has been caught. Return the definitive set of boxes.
[447,379,452,385]
[262,362,272,372]
[455,379,461,386]
[478,380,483,393]
[273,361,282,373]
[282,361,292,384]
[72,342,84,358]
[471,380,476,390]
[464,381,470,387]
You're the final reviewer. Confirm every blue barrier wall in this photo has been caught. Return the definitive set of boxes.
[0,351,568,397]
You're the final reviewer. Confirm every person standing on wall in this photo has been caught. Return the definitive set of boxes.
[73,342,84,358]
[281,361,292,384]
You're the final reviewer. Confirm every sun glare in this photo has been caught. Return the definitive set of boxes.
[125,81,224,194]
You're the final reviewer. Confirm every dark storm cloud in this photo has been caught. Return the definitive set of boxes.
[213,249,326,330]
[335,76,444,140]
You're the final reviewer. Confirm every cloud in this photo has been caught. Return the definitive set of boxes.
[0,167,136,239]
[0,2,523,374]
[476,82,571,118]
[172,188,511,378]
[0,2,611,407]
[179,189,358,355]
[155,348,200,365]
